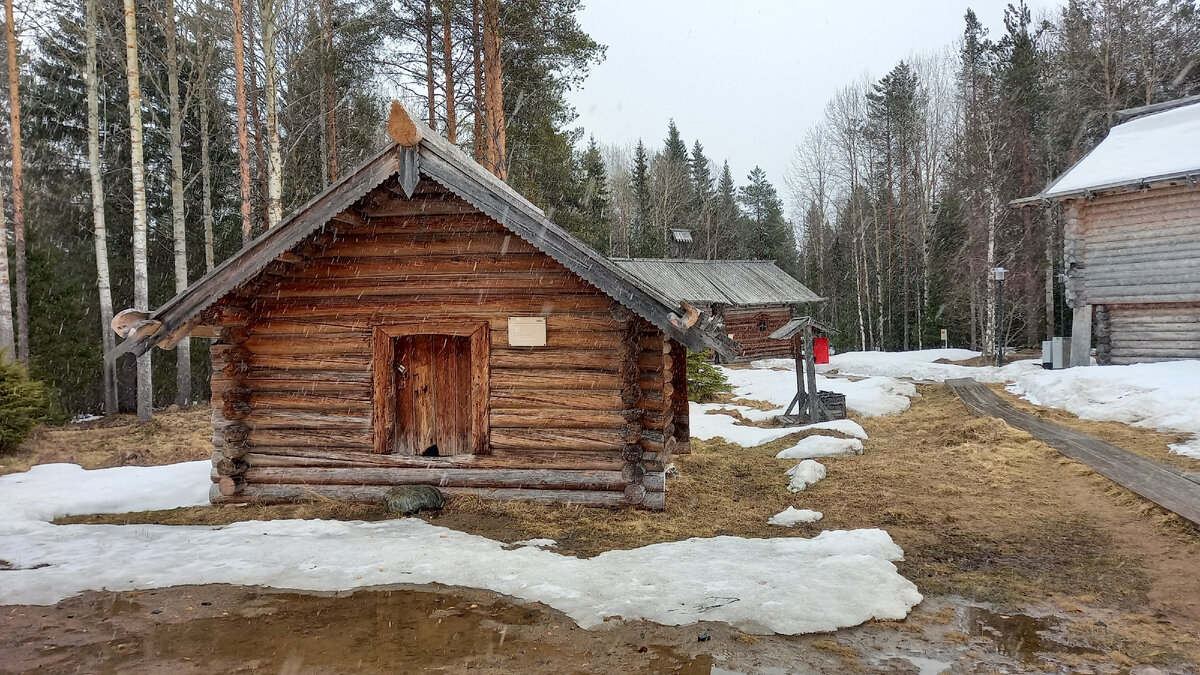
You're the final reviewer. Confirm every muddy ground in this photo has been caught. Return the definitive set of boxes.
[3,384,1200,673]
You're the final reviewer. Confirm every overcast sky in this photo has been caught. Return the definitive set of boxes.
[566,0,1060,209]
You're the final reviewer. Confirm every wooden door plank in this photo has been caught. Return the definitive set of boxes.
[432,336,457,456]
[411,336,437,455]
[453,336,472,455]
[395,336,414,454]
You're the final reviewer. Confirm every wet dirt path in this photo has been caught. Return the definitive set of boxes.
[0,584,1169,674]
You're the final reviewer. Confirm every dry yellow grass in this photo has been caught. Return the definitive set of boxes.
[1,407,212,477]
[39,385,1200,666]
[987,382,1198,473]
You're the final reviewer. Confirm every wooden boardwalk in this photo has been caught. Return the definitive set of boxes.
[946,378,1200,527]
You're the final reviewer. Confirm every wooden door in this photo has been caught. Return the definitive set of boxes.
[394,334,472,456]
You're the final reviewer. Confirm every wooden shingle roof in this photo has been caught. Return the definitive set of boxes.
[110,102,740,360]
[608,258,823,308]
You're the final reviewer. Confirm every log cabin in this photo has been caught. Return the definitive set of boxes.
[108,101,740,510]
[609,258,823,361]
[1015,95,1200,365]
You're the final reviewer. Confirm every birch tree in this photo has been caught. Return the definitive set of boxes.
[259,0,282,227]
[124,0,152,421]
[0,168,13,360]
[86,0,117,413]
[163,0,190,404]
[4,0,28,364]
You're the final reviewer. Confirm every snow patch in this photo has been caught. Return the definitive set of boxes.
[1007,361,1200,460]
[0,462,922,635]
[511,538,557,549]
[786,460,827,493]
[777,436,864,460]
[721,365,917,417]
[768,507,824,526]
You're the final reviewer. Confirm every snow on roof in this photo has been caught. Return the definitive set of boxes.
[1042,99,1200,198]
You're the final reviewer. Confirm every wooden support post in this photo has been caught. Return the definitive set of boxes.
[803,324,820,424]
[1070,304,1092,367]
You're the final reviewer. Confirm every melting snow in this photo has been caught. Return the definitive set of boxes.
[777,436,864,459]
[786,460,827,492]
[768,507,824,526]
[511,538,557,549]
[823,349,1200,461]
[0,462,922,634]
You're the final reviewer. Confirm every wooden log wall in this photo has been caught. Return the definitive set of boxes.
[1106,302,1200,363]
[1078,186,1200,305]
[721,305,794,360]
[632,320,672,510]
[1070,185,1200,363]
[668,339,690,454]
[205,180,674,509]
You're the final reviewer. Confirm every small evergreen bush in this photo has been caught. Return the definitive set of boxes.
[686,349,732,402]
[0,358,51,453]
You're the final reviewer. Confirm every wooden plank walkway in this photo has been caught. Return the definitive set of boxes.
[946,378,1200,527]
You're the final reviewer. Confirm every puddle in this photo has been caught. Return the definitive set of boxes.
[8,585,714,674]
[965,606,1099,664]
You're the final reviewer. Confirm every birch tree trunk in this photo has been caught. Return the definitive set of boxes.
[124,0,152,421]
[471,0,482,161]
[442,0,456,143]
[233,0,253,245]
[164,0,190,405]
[259,0,282,228]
[481,0,505,179]
[246,5,268,229]
[0,169,13,360]
[4,0,28,364]
[86,0,117,413]
[200,82,214,270]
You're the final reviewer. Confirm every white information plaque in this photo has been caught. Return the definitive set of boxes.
[508,317,547,347]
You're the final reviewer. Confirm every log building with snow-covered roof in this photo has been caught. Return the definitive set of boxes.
[108,102,742,511]
[1017,95,1200,365]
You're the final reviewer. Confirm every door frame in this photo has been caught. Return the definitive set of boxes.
[372,321,490,455]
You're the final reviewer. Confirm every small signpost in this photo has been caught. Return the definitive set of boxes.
[940,328,948,349]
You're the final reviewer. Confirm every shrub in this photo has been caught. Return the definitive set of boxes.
[0,357,51,453]
[686,349,732,402]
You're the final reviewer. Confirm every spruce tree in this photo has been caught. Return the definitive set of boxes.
[629,139,655,257]
[713,161,739,257]
[738,167,798,273]
[690,141,714,258]
[576,136,613,253]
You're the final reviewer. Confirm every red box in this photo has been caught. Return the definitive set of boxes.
[813,337,830,364]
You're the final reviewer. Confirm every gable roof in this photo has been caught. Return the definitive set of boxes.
[1026,97,1200,202]
[608,258,823,307]
[111,102,740,360]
